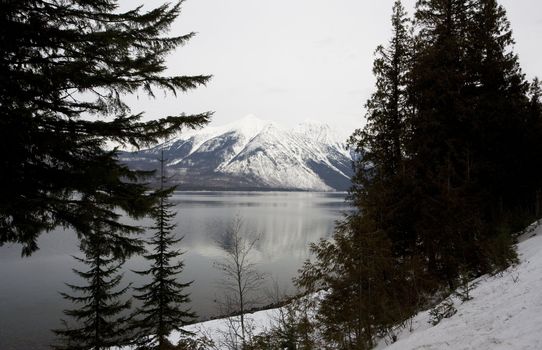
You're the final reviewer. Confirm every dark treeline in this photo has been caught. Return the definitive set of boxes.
[296,0,542,349]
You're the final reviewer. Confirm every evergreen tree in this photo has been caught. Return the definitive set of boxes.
[299,0,541,346]
[527,78,542,218]
[0,0,212,257]
[407,0,477,283]
[461,0,535,270]
[132,151,196,350]
[467,0,535,218]
[53,227,133,350]
[349,0,416,258]
[296,3,419,348]
[529,78,542,117]
[411,0,475,178]
[407,0,533,279]
[296,216,413,350]
[351,0,412,179]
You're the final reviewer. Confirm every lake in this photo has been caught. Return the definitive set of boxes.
[0,191,351,349]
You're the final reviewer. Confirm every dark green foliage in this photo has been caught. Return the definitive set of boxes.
[53,228,133,350]
[523,78,542,218]
[406,0,533,280]
[174,335,215,350]
[296,3,421,348]
[0,0,212,257]
[238,297,318,350]
[264,303,314,350]
[298,0,541,347]
[296,216,418,350]
[349,0,416,260]
[352,0,534,286]
[350,0,412,181]
[132,152,196,350]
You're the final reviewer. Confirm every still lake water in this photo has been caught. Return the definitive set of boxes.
[0,191,351,349]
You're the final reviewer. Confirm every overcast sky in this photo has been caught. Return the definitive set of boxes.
[121,0,542,132]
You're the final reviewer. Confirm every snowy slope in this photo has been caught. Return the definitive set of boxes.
[119,115,354,191]
[162,222,542,349]
[375,223,542,350]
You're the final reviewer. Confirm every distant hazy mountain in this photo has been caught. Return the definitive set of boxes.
[119,115,354,191]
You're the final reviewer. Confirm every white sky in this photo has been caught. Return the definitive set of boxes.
[121,0,542,132]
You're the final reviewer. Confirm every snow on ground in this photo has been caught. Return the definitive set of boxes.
[376,222,542,350]
[116,308,286,349]
[166,291,323,348]
[117,222,542,349]
[169,308,283,347]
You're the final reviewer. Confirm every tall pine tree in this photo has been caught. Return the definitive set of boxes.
[467,0,531,218]
[349,0,416,258]
[526,78,542,219]
[351,0,412,179]
[297,3,419,348]
[406,0,534,279]
[407,0,481,284]
[53,227,133,350]
[132,151,196,350]
[296,215,412,350]
[0,0,211,257]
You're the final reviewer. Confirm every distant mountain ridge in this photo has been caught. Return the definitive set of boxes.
[119,115,354,191]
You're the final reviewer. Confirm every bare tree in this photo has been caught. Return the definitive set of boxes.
[213,216,265,348]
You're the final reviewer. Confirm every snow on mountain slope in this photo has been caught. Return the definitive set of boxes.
[167,115,270,161]
[119,115,354,191]
[161,222,542,349]
[219,123,351,190]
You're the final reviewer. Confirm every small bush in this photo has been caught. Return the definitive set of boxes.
[428,299,457,326]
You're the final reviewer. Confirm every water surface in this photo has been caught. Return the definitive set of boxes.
[0,191,350,349]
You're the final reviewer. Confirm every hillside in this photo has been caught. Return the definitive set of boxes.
[164,222,542,349]
[376,223,542,350]
[118,115,354,191]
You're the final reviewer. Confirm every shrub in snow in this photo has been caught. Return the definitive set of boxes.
[428,299,457,326]
[454,273,479,302]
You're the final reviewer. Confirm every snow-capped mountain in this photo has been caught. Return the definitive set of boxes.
[119,115,354,191]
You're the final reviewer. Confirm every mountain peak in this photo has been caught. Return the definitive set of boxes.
[120,116,354,191]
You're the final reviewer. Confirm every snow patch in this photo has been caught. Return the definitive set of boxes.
[376,224,542,350]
